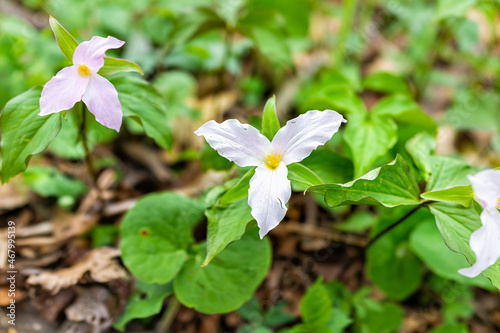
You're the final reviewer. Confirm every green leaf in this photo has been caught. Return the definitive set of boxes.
[49,16,78,63]
[288,162,324,190]
[262,95,280,141]
[248,27,292,67]
[300,278,333,325]
[406,133,474,191]
[1,87,62,183]
[113,281,173,331]
[409,219,494,290]
[335,211,376,233]
[200,143,233,171]
[300,148,353,185]
[203,198,254,266]
[344,112,398,177]
[49,106,118,159]
[174,227,271,314]
[354,302,403,333]
[366,208,425,300]
[111,75,173,149]
[429,203,500,289]
[371,94,436,133]
[120,192,205,284]
[300,87,365,115]
[444,89,500,132]
[435,0,476,21]
[290,323,333,333]
[310,155,421,208]
[426,157,474,192]
[219,168,255,204]
[362,72,411,96]
[98,57,144,77]
[405,132,436,182]
[263,302,296,327]
[91,225,119,248]
[24,166,87,204]
[429,324,469,333]
[421,185,473,207]
[455,19,479,52]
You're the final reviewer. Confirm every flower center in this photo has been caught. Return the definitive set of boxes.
[265,154,281,170]
[78,64,90,76]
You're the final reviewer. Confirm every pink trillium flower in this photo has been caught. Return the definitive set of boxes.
[459,169,500,278]
[39,36,125,132]
[195,110,346,238]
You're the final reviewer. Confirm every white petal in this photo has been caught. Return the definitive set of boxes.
[195,119,271,167]
[73,36,125,71]
[39,65,89,115]
[271,110,346,165]
[458,210,500,278]
[82,73,122,132]
[467,169,500,210]
[248,163,291,238]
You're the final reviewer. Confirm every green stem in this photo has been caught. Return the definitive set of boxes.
[332,0,359,67]
[155,296,180,333]
[80,104,98,188]
[367,205,422,247]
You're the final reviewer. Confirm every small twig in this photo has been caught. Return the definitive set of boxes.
[367,205,422,247]
[103,198,138,216]
[155,296,180,333]
[80,104,105,204]
[17,221,53,237]
[277,221,368,247]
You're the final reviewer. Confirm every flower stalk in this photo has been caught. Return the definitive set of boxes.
[80,103,98,189]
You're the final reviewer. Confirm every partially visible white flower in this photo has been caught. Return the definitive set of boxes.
[195,110,346,238]
[459,169,500,278]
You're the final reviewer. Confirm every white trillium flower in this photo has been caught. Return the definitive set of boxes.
[459,169,500,278]
[195,110,346,238]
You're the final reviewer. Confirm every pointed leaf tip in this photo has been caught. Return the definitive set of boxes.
[262,95,280,141]
[49,17,78,64]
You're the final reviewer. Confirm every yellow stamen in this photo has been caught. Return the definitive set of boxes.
[78,64,90,76]
[265,154,281,170]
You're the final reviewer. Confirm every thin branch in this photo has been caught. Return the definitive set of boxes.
[155,296,180,333]
[367,205,422,247]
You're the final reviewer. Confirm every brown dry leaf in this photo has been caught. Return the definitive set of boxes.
[189,90,239,124]
[309,12,340,43]
[467,9,492,50]
[58,321,93,333]
[64,286,116,333]
[435,125,458,156]
[0,175,30,211]
[0,285,26,306]
[27,247,128,293]
[121,142,173,182]
[52,209,99,243]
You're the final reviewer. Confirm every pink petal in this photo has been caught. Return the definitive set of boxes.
[82,73,122,132]
[195,119,272,167]
[271,110,346,165]
[39,65,89,116]
[73,36,125,71]
[248,163,291,238]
